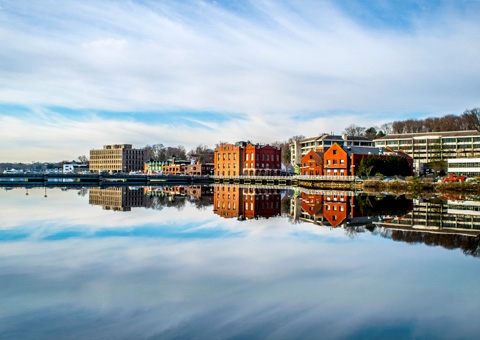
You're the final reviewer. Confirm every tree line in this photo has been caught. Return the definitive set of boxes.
[342,107,480,138]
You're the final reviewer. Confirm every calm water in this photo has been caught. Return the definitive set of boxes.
[1,185,480,340]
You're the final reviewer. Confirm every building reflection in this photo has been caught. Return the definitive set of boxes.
[89,187,145,211]
[213,185,281,219]
[143,185,214,209]
[377,195,480,236]
[291,191,414,228]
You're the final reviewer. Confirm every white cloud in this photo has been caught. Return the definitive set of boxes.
[0,0,479,160]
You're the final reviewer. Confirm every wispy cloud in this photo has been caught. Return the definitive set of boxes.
[1,0,479,161]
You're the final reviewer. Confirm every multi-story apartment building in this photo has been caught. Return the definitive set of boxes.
[214,142,282,177]
[243,144,282,176]
[89,144,145,173]
[374,130,480,171]
[214,143,244,177]
[290,134,373,166]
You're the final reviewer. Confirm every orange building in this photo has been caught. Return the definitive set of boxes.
[323,143,349,176]
[300,150,324,176]
[214,143,244,177]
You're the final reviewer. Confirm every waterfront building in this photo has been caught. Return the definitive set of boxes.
[89,144,145,173]
[185,162,214,176]
[374,130,480,172]
[243,143,282,176]
[281,163,295,175]
[447,158,480,177]
[63,163,88,173]
[300,150,324,176]
[161,156,190,175]
[214,143,244,177]
[214,142,281,177]
[322,143,412,176]
[290,134,373,166]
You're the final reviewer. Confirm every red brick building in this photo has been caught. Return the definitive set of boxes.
[323,143,413,176]
[214,142,281,177]
[243,144,282,176]
[300,150,324,176]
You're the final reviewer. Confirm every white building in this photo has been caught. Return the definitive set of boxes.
[63,163,88,173]
[290,134,373,166]
[447,158,480,177]
[374,130,480,172]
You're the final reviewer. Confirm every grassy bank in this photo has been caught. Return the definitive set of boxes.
[363,177,480,195]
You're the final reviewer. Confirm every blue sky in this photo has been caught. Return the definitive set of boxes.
[1,0,479,162]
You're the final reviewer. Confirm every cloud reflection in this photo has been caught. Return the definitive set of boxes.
[1,188,480,339]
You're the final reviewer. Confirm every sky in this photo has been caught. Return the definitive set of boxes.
[1,0,480,162]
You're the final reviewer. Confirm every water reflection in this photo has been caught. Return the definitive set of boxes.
[1,185,480,339]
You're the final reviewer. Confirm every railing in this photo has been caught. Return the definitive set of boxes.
[212,175,357,181]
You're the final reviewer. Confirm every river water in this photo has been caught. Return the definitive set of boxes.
[1,185,479,340]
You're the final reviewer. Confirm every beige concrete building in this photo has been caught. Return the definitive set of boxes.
[374,130,480,172]
[89,144,145,173]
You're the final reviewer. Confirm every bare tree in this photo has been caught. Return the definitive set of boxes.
[380,123,393,135]
[343,124,365,137]
[287,135,305,143]
[462,108,480,131]
[78,155,89,163]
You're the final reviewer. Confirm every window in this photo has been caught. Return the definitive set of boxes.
[246,154,249,161]
[340,159,344,164]
[333,149,337,155]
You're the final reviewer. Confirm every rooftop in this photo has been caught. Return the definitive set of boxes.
[374,130,480,141]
